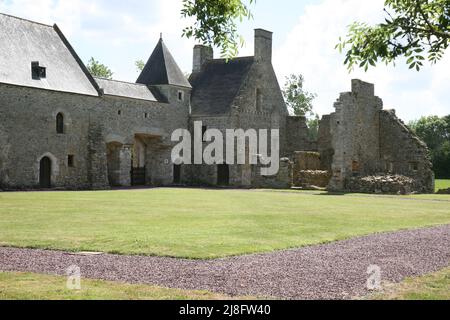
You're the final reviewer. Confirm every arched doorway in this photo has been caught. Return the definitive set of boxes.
[39,157,52,188]
[217,164,230,186]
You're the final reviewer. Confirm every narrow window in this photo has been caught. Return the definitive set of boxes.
[256,88,263,112]
[118,110,122,116]
[56,113,64,134]
[144,113,148,119]
[68,155,75,168]
[178,91,184,101]
[202,126,208,142]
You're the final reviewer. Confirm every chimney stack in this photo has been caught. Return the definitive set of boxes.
[254,29,273,62]
[193,45,213,73]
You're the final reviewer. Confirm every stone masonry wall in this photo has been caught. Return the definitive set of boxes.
[328,80,383,191]
[285,116,317,157]
[186,56,290,187]
[325,80,434,194]
[379,110,434,193]
[0,82,188,189]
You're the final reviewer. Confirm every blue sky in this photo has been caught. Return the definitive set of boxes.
[0,0,449,121]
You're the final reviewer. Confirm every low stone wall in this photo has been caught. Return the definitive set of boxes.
[252,158,293,189]
[294,170,331,188]
[346,175,416,194]
[294,151,321,171]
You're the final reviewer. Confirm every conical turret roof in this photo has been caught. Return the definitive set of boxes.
[136,37,191,88]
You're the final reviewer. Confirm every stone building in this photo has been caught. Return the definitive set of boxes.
[0,13,434,193]
[318,80,434,193]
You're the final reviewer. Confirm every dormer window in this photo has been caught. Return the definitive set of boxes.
[32,61,46,80]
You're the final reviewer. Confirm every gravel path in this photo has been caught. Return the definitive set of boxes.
[1,225,449,300]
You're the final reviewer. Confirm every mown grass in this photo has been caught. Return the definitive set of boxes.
[0,188,449,259]
[373,268,450,300]
[436,179,450,192]
[0,272,249,300]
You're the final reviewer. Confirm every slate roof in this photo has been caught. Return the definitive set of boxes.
[0,13,98,96]
[189,57,254,115]
[95,78,158,102]
[137,38,191,88]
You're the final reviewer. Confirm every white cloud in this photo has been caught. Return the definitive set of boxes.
[0,0,196,80]
[273,0,450,121]
[1,0,449,120]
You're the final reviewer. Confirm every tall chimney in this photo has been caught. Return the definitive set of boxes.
[193,45,213,73]
[254,29,273,62]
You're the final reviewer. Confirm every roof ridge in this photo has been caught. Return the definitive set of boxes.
[0,12,53,28]
[95,77,151,88]
[159,39,170,85]
[208,56,255,63]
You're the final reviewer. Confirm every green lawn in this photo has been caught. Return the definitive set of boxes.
[0,272,249,300]
[373,268,450,300]
[436,179,450,192]
[0,188,449,259]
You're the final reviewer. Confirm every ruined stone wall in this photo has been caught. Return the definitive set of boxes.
[285,116,317,157]
[379,110,434,193]
[251,158,292,189]
[0,82,188,189]
[328,80,383,191]
[325,80,434,194]
[317,115,334,171]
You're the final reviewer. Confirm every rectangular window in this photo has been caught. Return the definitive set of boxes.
[410,162,419,172]
[31,62,46,80]
[68,155,75,168]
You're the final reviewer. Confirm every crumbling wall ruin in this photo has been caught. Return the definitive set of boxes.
[285,116,317,156]
[320,79,434,194]
[379,110,434,193]
[252,158,293,189]
[292,152,331,188]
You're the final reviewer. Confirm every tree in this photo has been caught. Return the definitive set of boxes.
[337,0,450,71]
[306,114,320,141]
[282,74,317,117]
[409,115,450,178]
[86,58,113,79]
[135,60,145,73]
[282,74,319,141]
[181,0,254,59]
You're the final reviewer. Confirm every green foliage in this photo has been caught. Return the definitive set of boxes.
[181,0,254,59]
[409,115,450,178]
[307,114,320,141]
[135,60,145,73]
[86,57,113,79]
[282,74,317,117]
[337,0,450,71]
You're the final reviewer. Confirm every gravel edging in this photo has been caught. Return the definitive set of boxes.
[0,225,449,300]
